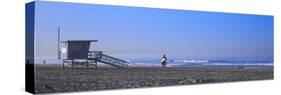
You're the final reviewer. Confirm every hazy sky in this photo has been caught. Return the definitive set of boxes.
[33,1,273,60]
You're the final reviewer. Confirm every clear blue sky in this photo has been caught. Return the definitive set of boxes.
[33,1,273,60]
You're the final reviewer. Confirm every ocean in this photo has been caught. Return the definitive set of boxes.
[34,56,273,67]
[127,56,273,67]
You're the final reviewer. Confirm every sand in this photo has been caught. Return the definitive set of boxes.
[34,64,273,94]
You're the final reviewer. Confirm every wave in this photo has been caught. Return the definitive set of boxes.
[128,62,162,67]
[129,59,273,67]
[129,62,273,67]
[172,59,209,63]
[203,62,273,66]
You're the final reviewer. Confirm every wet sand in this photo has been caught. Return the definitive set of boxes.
[34,64,273,93]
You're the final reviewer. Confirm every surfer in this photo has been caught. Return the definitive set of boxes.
[161,54,168,68]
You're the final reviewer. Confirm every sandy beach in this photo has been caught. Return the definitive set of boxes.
[34,64,273,93]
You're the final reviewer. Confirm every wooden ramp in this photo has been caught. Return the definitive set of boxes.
[88,51,129,68]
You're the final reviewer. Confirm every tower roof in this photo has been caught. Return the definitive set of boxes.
[61,40,98,43]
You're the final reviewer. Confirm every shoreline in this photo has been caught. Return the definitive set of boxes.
[34,64,273,70]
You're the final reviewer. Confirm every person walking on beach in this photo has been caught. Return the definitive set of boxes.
[161,54,168,68]
[43,60,46,64]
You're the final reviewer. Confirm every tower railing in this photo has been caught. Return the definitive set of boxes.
[88,51,129,68]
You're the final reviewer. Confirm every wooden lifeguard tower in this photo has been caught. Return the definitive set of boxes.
[57,27,129,68]
[60,40,96,68]
[59,40,129,68]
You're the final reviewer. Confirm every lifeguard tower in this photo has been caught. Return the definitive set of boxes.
[59,40,129,68]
